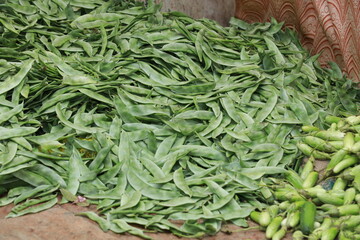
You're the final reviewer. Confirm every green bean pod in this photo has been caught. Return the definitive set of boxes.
[302,126,320,133]
[336,120,346,129]
[329,123,337,131]
[332,178,348,191]
[274,188,304,202]
[353,175,360,192]
[304,136,334,152]
[308,218,332,240]
[333,156,358,174]
[340,215,360,230]
[313,131,345,141]
[320,227,339,240]
[287,210,300,228]
[292,230,304,240]
[300,157,314,180]
[288,200,307,211]
[356,194,360,205]
[325,149,348,173]
[259,210,272,227]
[345,115,360,125]
[267,205,280,219]
[343,133,355,151]
[325,115,342,124]
[317,192,344,206]
[302,171,318,189]
[271,227,286,240]
[340,165,360,180]
[301,185,326,198]
[300,201,316,235]
[351,141,360,152]
[328,141,344,150]
[265,216,283,239]
[285,169,303,189]
[338,231,352,240]
[343,187,356,205]
[278,201,290,211]
[355,134,360,141]
[337,204,360,216]
[297,142,331,159]
[249,210,261,224]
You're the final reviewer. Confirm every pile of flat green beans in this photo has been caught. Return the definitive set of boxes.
[0,0,359,238]
[251,115,360,240]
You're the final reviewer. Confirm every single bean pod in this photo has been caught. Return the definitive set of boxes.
[320,227,339,240]
[336,120,346,129]
[340,165,360,180]
[333,156,358,174]
[345,115,360,125]
[292,230,304,240]
[265,216,283,239]
[325,115,342,124]
[304,136,334,152]
[317,192,344,206]
[301,185,326,198]
[271,227,286,240]
[343,132,355,151]
[288,200,307,212]
[267,205,280,219]
[338,231,352,240]
[356,194,360,205]
[343,187,356,205]
[351,141,360,153]
[332,178,348,191]
[302,126,320,132]
[280,217,288,228]
[249,210,261,225]
[319,204,336,212]
[325,149,348,174]
[353,175,360,192]
[300,201,316,235]
[285,169,303,189]
[300,156,314,180]
[340,215,360,230]
[313,130,345,141]
[337,204,360,216]
[355,133,360,142]
[297,142,331,159]
[328,189,345,199]
[287,210,300,228]
[259,210,272,227]
[274,188,304,202]
[328,141,344,150]
[302,171,318,189]
[278,201,290,211]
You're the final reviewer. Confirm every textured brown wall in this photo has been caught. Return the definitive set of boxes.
[142,0,235,26]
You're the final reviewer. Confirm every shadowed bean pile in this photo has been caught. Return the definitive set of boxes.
[0,0,359,238]
[250,115,360,240]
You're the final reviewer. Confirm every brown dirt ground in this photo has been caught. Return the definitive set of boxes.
[1,160,327,240]
[0,201,293,240]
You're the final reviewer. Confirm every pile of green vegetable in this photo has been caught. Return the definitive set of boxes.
[0,0,359,238]
[251,115,360,240]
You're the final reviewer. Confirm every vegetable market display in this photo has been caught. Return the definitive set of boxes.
[251,115,360,240]
[0,0,359,239]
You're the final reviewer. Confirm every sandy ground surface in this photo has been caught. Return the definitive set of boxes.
[0,202,292,240]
